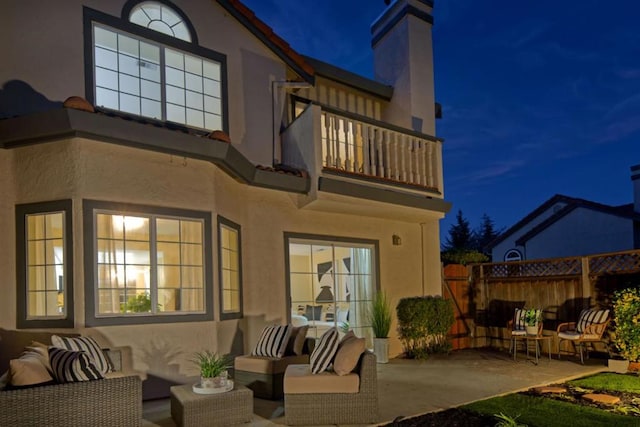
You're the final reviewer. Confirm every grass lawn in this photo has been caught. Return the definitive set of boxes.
[464,393,639,427]
[569,372,640,393]
[461,372,640,427]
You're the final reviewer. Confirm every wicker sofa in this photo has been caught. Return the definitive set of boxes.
[283,350,378,425]
[0,328,143,427]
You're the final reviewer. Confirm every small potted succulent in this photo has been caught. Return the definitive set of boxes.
[524,308,541,336]
[193,350,231,389]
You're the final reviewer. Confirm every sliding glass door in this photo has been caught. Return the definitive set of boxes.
[286,235,377,347]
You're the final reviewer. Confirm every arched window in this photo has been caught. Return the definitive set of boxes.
[504,249,522,262]
[129,1,192,42]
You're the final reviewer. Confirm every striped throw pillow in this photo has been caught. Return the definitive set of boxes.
[310,328,339,374]
[576,309,609,333]
[51,335,112,374]
[251,324,292,358]
[513,308,526,330]
[49,347,104,382]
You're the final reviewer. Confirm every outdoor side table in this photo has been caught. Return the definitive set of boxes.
[170,383,253,426]
[514,334,552,365]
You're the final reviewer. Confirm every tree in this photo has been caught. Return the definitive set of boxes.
[473,213,501,256]
[442,210,474,251]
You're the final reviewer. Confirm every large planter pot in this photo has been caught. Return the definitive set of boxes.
[373,337,389,364]
[608,359,629,374]
[628,361,640,372]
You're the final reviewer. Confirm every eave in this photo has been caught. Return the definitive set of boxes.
[0,108,310,194]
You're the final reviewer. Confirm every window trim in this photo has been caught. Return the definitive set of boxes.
[217,216,243,321]
[504,249,523,262]
[122,0,198,44]
[83,199,213,326]
[283,232,380,325]
[83,6,229,133]
[16,200,74,329]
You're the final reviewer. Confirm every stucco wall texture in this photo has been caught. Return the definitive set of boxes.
[2,138,443,380]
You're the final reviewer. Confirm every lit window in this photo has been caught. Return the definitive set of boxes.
[504,249,522,262]
[286,234,378,346]
[85,4,226,132]
[218,216,242,320]
[84,201,212,325]
[16,200,73,328]
[129,1,192,42]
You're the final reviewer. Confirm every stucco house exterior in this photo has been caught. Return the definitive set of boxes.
[489,164,640,261]
[0,0,450,395]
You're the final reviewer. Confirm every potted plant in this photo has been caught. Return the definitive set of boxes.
[611,287,640,372]
[193,350,231,389]
[368,291,392,363]
[524,308,541,336]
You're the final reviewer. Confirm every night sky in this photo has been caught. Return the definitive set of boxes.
[241,0,640,242]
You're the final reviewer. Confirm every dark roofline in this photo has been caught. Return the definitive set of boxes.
[0,108,310,194]
[215,0,315,83]
[489,194,640,249]
[302,55,393,100]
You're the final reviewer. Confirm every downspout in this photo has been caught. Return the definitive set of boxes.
[420,222,426,296]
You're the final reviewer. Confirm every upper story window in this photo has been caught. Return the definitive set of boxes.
[129,1,191,42]
[85,3,227,132]
[16,200,74,328]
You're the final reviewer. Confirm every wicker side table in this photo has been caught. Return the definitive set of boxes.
[170,384,253,427]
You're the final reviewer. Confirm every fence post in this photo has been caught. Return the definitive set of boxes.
[581,256,591,303]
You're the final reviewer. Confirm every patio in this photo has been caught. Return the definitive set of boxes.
[142,348,606,426]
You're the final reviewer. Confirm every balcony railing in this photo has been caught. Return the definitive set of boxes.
[320,109,442,191]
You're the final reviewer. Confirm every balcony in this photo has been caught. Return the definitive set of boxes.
[283,103,443,192]
[281,103,448,220]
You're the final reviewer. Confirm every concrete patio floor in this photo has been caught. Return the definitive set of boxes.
[142,348,607,426]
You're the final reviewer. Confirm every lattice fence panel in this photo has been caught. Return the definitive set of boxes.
[480,258,581,279]
[589,251,640,275]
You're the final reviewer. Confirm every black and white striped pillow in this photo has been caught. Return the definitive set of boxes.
[49,347,104,382]
[251,325,292,358]
[310,328,339,374]
[576,309,609,333]
[51,335,112,374]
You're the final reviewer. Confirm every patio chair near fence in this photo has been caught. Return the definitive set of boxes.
[557,308,610,364]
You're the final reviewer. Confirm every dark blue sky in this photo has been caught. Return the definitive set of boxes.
[242,0,640,241]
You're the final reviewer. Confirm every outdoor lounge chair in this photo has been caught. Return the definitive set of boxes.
[557,308,610,364]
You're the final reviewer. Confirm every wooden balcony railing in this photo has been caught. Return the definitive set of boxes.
[320,109,442,191]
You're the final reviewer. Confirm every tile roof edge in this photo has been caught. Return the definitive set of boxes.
[216,0,315,83]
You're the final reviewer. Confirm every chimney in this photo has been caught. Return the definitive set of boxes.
[372,0,436,135]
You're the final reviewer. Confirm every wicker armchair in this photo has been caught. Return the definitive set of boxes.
[284,350,378,425]
[557,308,610,364]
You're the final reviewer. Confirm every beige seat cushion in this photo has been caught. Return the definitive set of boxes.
[234,354,308,374]
[284,364,359,394]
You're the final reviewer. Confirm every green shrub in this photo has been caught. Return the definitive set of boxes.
[441,249,488,266]
[396,296,455,359]
[612,287,640,362]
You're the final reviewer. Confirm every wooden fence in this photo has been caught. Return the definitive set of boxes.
[442,249,640,351]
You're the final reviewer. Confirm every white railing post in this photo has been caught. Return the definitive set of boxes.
[400,134,407,182]
[407,138,414,184]
[427,141,434,187]
[392,132,399,181]
[333,115,341,169]
[376,129,384,177]
[363,125,370,175]
[384,131,392,178]
[324,112,332,168]
[344,119,352,172]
